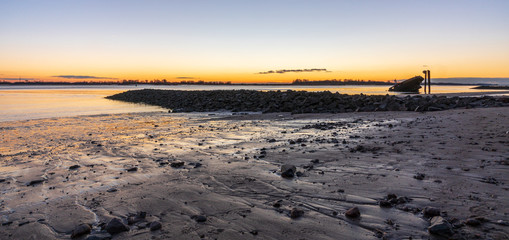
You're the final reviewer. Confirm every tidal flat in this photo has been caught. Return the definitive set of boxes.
[0,108,508,239]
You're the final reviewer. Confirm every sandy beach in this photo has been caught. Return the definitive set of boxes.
[1,107,508,239]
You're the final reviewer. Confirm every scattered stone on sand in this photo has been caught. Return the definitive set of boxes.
[105,218,129,235]
[149,221,162,231]
[170,161,185,168]
[379,194,411,208]
[127,212,146,225]
[69,165,80,170]
[71,223,91,238]
[192,215,207,223]
[464,218,482,227]
[379,200,392,208]
[345,207,361,218]
[290,208,304,219]
[480,177,499,185]
[189,162,202,168]
[413,173,425,180]
[126,167,138,172]
[281,164,296,178]
[106,188,117,193]
[423,207,441,218]
[26,179,45,186]
[428,216,453,236]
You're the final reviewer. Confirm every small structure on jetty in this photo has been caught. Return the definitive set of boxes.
[389,70,431,93]
[388,76,424,92]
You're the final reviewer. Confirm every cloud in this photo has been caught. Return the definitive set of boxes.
[52,75,117,79]
[257,68,330,74]
[0,77,37,81]
[175,77,195,79]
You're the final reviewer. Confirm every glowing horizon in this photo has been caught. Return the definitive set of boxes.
[1,1,509,83]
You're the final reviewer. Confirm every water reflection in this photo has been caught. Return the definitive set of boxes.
[0,85,507,122]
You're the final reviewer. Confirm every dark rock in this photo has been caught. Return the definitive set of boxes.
[413,173,425,180]
[1,221,13,226]
[106,188,117,193]
[105,218,129,235]
[127,212,146,225]
[428,216,453,236]
[290,208,304,219]
[250,230,258,235]
[281,164,296,178]
[268,138,276,143]
[149,221,162,231]
[464,218,482,226]
[423,207,441,218]
[379,200,392,208]
[397,196,409,204]
[192,215,207,223]
[345,207,361,218]
[26,179,45,186]
[126,167,138,172]
[71,223,91,238]
[387,193,397,200]
[69,165,80,170]
[170,161,185,168]
[18,221,30,226]
[0,179,5,183]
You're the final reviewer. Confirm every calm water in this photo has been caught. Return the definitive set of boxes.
[0,84,507,122]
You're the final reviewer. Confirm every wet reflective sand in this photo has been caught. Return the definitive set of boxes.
[0,109,508,239]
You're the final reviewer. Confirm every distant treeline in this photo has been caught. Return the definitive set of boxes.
[0,79,233,85]
[292,79,392,85]
[1,79,396,86]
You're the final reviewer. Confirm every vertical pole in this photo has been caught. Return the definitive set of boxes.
[423,70,427,94]
[427,70,431,94]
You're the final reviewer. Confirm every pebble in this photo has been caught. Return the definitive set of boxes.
[345,207,361,218]
[423,207,441,218]
[71,223,91,238]
[26,179,45,186]
[149,221,162,231]
[192,215,207,223]
[290,208,304,219]
[281,164,296,178]
[69,165,80,170]
[170,161,185,168]
[127,212,146,225]
[105,218,129,235]
[428,216,453,236]
[413,173,425,180]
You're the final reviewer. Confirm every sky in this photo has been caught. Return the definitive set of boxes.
[1,0,508,83]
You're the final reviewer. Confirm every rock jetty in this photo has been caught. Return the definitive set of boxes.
[106,89,509,113]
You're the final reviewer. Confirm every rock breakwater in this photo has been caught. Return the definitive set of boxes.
[106,89,509,113]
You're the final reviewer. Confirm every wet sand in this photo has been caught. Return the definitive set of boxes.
[0,108,508,239]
